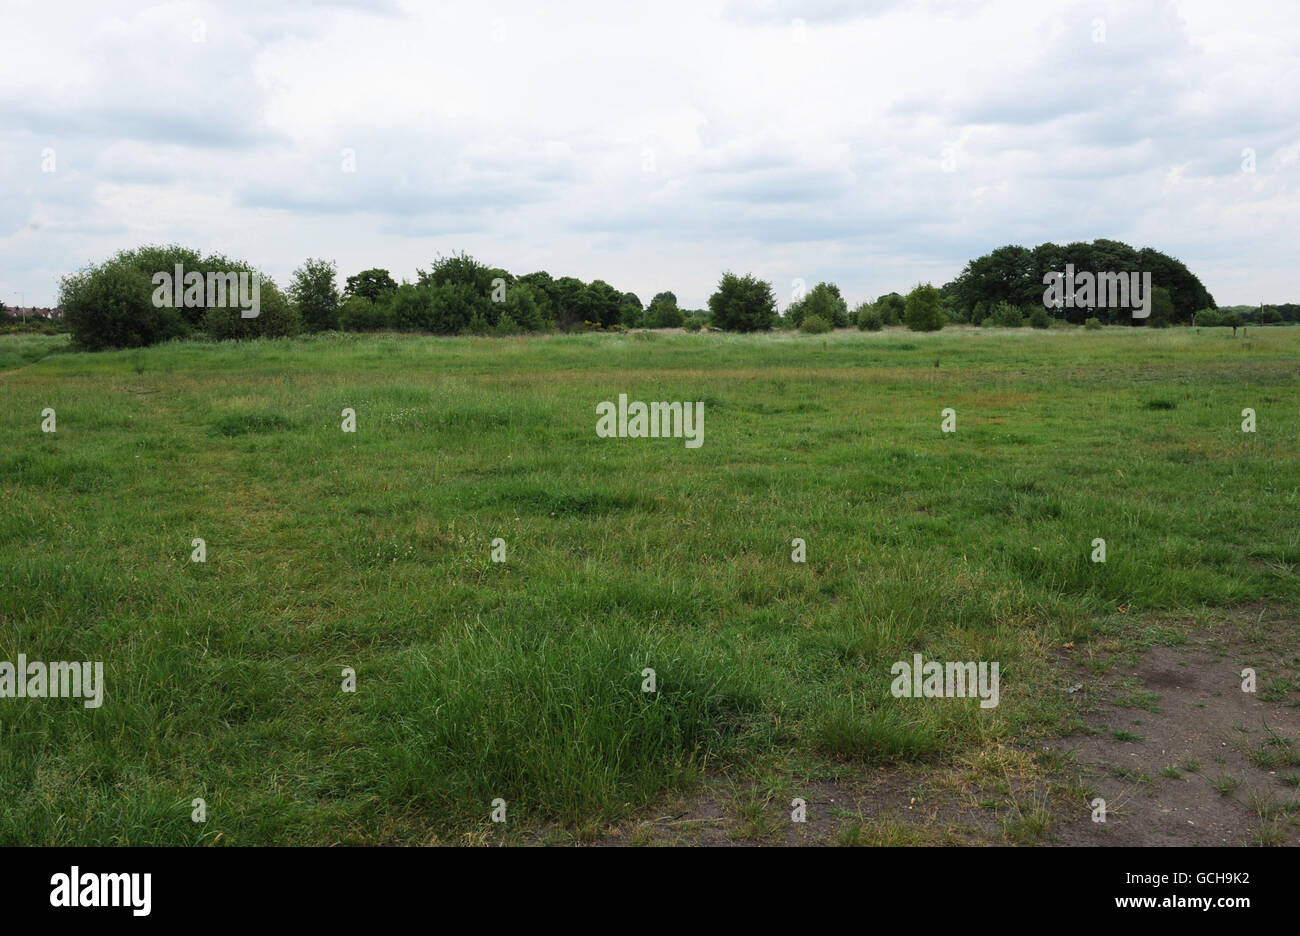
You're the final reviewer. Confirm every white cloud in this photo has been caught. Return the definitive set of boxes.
[1,0,1298,307]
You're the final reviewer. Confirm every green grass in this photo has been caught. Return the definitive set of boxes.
[1,325,1298,844]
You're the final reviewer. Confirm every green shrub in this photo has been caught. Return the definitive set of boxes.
[876,292,905,325]
[708,272,777,332]
[990,300,1024,328]
[800,314,832,334]
[788,282,849,328]
[856,302,884,331]
[1149,286,1174,328]
[904,283,944,332]
[203,281,300,340]
[1084,317,1102,330]
[1195,309,1221,327]
[59,244,272,350]
[645,291,684,328]
[497,282,549,332]
[338,295,390,332]
[60,261,184,350]
[1028,307,1051,329]
[288,258,341,332]
[683,319,702,332]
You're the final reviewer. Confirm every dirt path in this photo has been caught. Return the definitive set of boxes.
[589,612,1300,846]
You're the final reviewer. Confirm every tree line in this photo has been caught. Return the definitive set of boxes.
[46,240,1288,351]
[53,245,718,350]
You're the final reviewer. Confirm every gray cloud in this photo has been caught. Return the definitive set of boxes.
[1,0,1298,309]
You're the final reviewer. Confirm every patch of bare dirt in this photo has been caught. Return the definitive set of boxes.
[1047,619,1300,847]
[589,611,1300,847]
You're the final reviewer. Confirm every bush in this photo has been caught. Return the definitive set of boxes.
[990,300,1024,328]
[1259,307,1283,325]
[1195,309,1221,327]
[1028,306,1051,329]
[203,280,300,340]
[289,258,341,332]
[800,314,832,334]
[59,244,274,350]
[708,272,777,332]
[876,293,906,325]
[339,295,390,332]
[1084,317,1102,330]
[787,282,848,329]
[497,282,549,332]
[60,261,184,350]
[344,269,398,303]
[904,283,944,332]
[387,283,435,331]
[856,302,883,331]
[1149,286,1174,328]
[645,291,683,328]
[427,281,481,334]
[683,319,703,332]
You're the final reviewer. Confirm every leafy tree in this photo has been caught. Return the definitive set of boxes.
[784,283,845,328]
[427,280,481,334]
[1194,309,1221,326]
[789,282,848,328]
[414,252,499,330]
[947,239,1214,324]
[516,272,556,322]
[338,295,390,332]
[499,282,548,332]
[551,276,587,329]
[418,252,495,293]
[387,283,435,331]
[1148,286,1175,328]
[617,292,644,327]
[904,283,944,332]
[1259,307,1283,325]
[854,301,883,331]
[708,272,777,332]
[61,261,184,350]
[59,244,277,349]
[344,269,398,303]
[949,244,1037,317]
[783,297,805,328]
[876,292,906,325]
[204,279,300,340]
[646,291,683,328]
[990,300,1024,327]
[289,258,341,332]
[583,280,624,328]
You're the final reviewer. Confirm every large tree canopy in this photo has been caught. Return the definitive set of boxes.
[945,240,1215,325]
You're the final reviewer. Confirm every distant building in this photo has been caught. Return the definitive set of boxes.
[2,306,64,320]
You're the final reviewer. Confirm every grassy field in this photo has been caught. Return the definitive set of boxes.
[1,326,1297,844]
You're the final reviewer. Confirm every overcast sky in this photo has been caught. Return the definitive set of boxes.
[2,0,1296,309]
